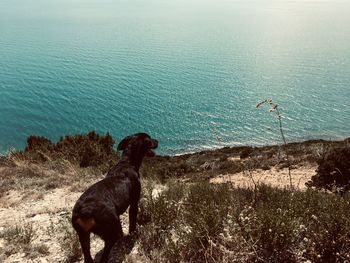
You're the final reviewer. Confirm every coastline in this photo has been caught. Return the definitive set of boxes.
[172,135,350,157]
[1,133,350,158]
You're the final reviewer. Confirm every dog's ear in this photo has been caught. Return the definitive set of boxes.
[117,136,132,151]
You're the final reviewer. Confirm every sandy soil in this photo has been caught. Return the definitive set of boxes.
[0,187,148,263]
[210,165,316,190]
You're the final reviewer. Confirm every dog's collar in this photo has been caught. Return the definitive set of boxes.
[117,151,121,160]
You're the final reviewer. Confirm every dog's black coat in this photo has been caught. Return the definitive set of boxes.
[72,133,158,263]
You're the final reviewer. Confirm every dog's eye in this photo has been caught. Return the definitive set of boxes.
[144,138,153,148]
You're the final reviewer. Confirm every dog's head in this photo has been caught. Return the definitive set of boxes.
[117,133,158,158]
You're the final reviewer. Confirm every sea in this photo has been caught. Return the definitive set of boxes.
[1,0,350,155]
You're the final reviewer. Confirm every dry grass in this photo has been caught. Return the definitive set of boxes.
[55,211,82,263]
[0,222,36,246]
[0,156,103,201]
[137,180,350,263]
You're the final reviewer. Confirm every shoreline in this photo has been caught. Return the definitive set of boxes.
[166,136,350,158]
[172,136,350,157]
[1,133,349,158]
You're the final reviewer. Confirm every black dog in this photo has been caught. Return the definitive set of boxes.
[72,133,158,263]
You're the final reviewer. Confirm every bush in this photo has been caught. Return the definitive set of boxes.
[240,147,254,159]
[137,180,350,263]
[306,146,350,192]
[138,180,185,262]
[26,136,55,153]
[22,131,117,170]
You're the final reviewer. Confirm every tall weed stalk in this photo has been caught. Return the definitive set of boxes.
[257,99,292,188]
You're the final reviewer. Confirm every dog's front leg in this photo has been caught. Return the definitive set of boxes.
[129,181,141,234]
[129,201,139,233]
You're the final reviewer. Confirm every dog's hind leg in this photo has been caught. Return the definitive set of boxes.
[77,230,93,263]
[100,216,123,263]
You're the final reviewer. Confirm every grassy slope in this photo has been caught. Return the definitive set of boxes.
[0,137,349,262]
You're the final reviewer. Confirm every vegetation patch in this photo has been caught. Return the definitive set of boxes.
[137,180,350,263]
[19,131,117,171]
[0,222,36,246]
[307,146,350,192]
[0,221,37,259]
[1,132,350,262]
[55,212,82,263]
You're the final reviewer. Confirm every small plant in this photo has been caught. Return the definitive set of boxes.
[24,243,50,259]
[257,99,292,188]
[32,243,50,255]
[57,212,82,263]
[0,222,36,246]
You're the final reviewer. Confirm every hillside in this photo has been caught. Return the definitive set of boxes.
[0,135,349,262]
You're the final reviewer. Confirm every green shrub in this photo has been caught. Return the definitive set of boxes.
[22,131,117,170]
[138,180,185,262]
[137,180,350,263]
[240,147,254,159]
[25,136,55,153]
[306,146,350,192]
[0,222,36,246]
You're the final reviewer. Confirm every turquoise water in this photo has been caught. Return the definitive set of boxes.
[1,0,350,155]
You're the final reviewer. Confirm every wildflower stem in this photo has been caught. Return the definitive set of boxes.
[257,99,293,188]
[275,107,292,188]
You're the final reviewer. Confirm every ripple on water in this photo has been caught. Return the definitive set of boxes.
[1,0,350,154]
